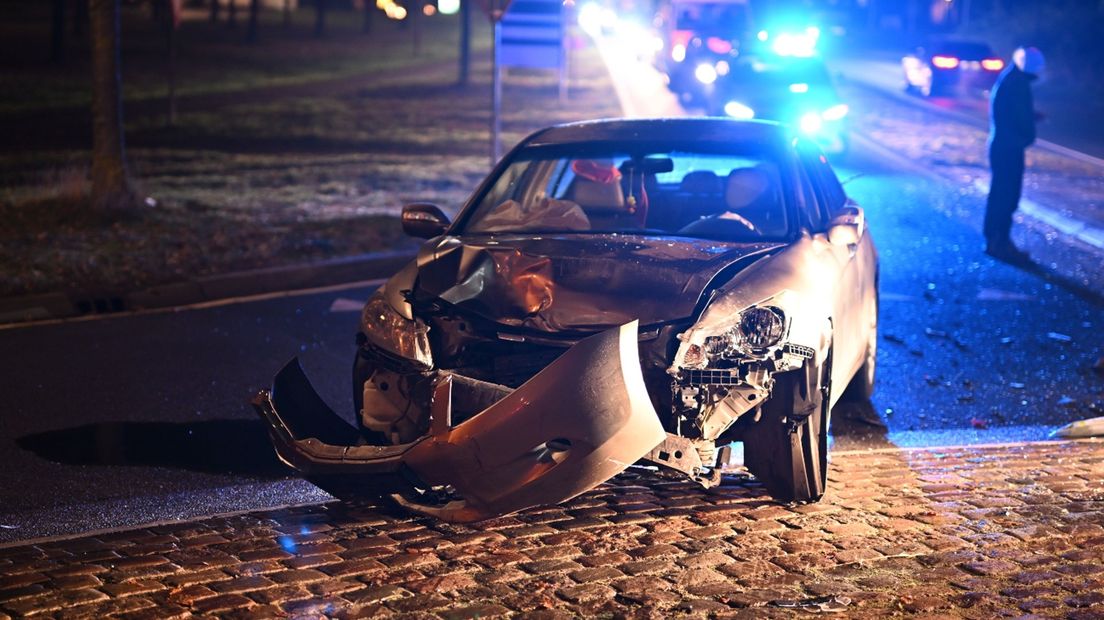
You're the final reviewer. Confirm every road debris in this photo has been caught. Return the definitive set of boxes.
[1057,395,1078,407]
[970,417,989,429]
[1046,332,1073,343]
[769,595,852,613]
[1093,356,1104,376]
[977,288,1036,301]
[1050,415,1104,439]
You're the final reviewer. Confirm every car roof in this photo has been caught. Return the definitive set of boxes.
[521,118,796,149]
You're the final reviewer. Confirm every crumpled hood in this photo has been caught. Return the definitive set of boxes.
[413,235,783,332]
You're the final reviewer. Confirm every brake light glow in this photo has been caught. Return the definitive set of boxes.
[706,37,732,54]
[931,55,960,69]
[981,58,1004,71]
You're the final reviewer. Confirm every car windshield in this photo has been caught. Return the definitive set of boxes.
[460,143,793,242]
[675,3,750,36]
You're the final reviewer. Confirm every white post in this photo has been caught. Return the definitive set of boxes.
[492,19,503,166]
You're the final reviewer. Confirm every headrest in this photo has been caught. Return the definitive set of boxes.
[725,167,773,210]
[680,170,722,194]
[571,176,625,209]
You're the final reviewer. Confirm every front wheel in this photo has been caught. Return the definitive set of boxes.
[742,351,831,503]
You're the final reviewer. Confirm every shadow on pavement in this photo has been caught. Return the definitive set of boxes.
[16,420,289,477]
[830,399,893,447]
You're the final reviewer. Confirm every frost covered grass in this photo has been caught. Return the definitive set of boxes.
[0,6,620,297]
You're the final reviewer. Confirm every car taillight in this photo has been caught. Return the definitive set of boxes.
[706,37,733,54]
[982,58,1004,71]
[931,55,960,69]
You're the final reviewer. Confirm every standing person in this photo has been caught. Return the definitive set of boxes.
[984,46,1045,264]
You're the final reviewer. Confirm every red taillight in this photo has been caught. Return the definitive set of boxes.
[981,58,1004,71]
[931,55,960,69]
[706,37,733,54]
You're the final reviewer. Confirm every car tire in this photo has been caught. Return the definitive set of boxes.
[743,350,831,503]
[842,293,878,402]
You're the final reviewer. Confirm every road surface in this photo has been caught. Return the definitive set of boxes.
[0,38,1101,544]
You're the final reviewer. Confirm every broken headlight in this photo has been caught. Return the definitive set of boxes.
[708,306,787,357]
[680,305,790,370]
[360,292,433,369]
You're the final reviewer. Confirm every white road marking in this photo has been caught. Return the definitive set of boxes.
[0,279,388,332]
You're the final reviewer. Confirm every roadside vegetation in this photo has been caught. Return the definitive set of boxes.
[0,3,620,298]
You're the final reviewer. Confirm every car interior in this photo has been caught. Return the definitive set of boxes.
[466,154,792,241]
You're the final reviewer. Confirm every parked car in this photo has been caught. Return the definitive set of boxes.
[253,118,879,523]
[708,55,850,155]
[653,0,754,104]
[902,38,1005,97]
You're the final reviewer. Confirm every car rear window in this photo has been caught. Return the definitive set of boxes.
[934,41,993,60]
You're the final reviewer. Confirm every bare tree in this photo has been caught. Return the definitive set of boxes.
[248,0,260,41]
[75,0,90,36]
[90,0,133,209]
[315,0,327,37]
[51,0,67,63]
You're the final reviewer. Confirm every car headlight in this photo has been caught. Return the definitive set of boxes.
[799,111,823,134]
[678,305,789,370]
[360,292,433,369]
[724,101,755,119]
[709,306,787,355]
[821,103,848,121]
[694,63,718,84]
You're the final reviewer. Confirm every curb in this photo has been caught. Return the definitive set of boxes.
[0,250,415,326]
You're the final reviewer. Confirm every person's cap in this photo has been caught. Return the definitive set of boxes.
[1013,46,1045,75]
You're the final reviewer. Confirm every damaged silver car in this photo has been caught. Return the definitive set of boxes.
[253,118,879,522]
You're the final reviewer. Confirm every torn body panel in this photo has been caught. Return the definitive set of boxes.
[253,321,665,522]
[413,235,782,332]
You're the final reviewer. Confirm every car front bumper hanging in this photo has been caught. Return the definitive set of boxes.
[252,321,666,522]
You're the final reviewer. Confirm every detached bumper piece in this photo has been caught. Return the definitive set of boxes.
[252,321,666,523]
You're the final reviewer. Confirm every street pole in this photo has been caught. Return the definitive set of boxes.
[492,19,502,166]
[459,0,470,86]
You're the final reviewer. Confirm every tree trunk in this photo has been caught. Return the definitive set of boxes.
[458,0,470,85]
[210,0,220,23]
[247,0,260,41]
[283,0,292,29]
[165,0,177,126]
[75,0,90,36]
[315,0,327,37]
[411,0,422,54]
[362,0,372,34]
[51,0,67,63]
[90,0,133,209]
[228,0,237,28]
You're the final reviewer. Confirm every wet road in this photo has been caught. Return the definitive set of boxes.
[1,47,1101,545]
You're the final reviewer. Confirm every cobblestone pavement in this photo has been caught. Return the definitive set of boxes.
[2,440,1103,619]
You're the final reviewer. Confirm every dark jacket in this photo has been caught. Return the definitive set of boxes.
[989,65,1037,150]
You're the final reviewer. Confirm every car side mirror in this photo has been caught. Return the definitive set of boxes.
[827,205,864,246]
[401,203,451,239]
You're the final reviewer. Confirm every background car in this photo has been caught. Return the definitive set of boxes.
[652,0,754,104]
[254,118,879,523]
[902,38,1005,97]
[709,55,850,155]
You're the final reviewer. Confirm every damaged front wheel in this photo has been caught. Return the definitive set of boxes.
[742,348,830,503]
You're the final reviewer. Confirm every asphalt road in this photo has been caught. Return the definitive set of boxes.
[1,45,1101,545]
